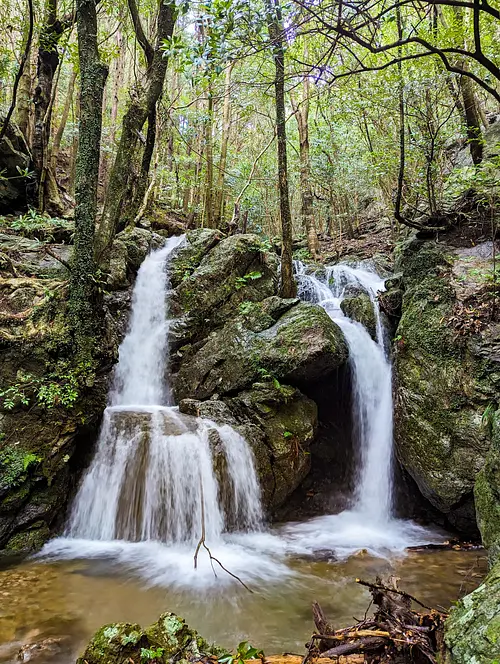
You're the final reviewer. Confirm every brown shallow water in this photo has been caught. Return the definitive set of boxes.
[0,548,486,664]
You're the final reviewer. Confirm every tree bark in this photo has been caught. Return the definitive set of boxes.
[95,0,177,261]
[12,9,34,145]
[32,0,67,208]
[265,0,296,298]
[70,0,108,358]
[290,76,320,260]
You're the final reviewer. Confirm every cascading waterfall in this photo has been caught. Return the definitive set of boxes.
[294,261,393,521]
[65,235,263,547]
[41,247,434,588]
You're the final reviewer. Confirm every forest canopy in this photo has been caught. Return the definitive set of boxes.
[1,0,499,324]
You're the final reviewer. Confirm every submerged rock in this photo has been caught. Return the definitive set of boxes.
[77,612,222,664]
[444,561,500,663]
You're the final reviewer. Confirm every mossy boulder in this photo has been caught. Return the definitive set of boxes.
[394,238,498,534]
[233,383,318,507]
[0,257,128,553]
[444,561,500,663]
[0,117,33,213]
[170,233,279,347]
[475,409,500,563]
[174,302,348,402]
[340,293,377,339]
[77,612,222,664]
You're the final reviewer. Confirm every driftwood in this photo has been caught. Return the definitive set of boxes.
[304,576,447,664]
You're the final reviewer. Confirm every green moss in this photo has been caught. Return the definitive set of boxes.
[445,561,500,663]
[4,521,50,553]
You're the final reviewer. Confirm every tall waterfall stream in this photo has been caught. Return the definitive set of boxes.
[1,242,483,663]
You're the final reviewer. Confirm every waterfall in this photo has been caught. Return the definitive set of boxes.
[294,261,393,521]
[66,237,263,546]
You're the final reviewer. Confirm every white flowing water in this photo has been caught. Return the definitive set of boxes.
[40,251,437,590]
[51,237,264,558]
[294,261,393,520]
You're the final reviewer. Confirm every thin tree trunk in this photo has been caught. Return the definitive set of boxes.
[265,0,296,297]
[290,75,319,260]
[204,83,214,228]
[214,61,234,227]
[70,0,108,358]
[50,68,77,170]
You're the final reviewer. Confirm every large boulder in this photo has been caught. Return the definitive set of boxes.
[174,301,348,401]
[170,232,279,347]
[77,612,222,664]
[444,561,500,664]
[394,238,499,534]
[475,408,500,563]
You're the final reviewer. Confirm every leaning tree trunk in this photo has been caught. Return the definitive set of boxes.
[70,0,108,358]
[50,68,77,170]
[94,0,177,262]
[265,0,296,298]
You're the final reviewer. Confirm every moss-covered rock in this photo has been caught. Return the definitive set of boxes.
[77,612,222,664]
[475,409,500,563]
[444,561,500,663]
[394,238,499,534]
[174,302,348,401]
[170,233,279,347]
[340,293,377,339]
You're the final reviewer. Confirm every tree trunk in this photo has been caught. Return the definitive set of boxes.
[214,62,234,227]
[14,17,34,144]
[204,83,214,228]
[94,0,176,261]
[32,0,66,209]
[0,0,34,144]
[50,68,77,170]
[70,0,108,358]
[460,66,483,164]
[265,0,296,298]
[290,77,320,260]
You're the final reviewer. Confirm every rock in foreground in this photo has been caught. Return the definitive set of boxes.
[77,612,223,664]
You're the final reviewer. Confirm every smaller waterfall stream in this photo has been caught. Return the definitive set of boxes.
[294,262,393,521]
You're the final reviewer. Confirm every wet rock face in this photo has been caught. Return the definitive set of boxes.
[340,293,377,339]
[77,612,223,664]
[444,561,500,664]
[394,237,500,535]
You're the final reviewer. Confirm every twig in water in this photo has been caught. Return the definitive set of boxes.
[193,476,253,593]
